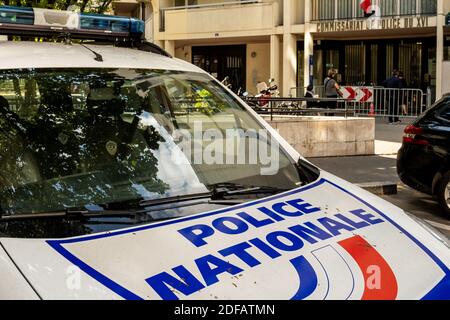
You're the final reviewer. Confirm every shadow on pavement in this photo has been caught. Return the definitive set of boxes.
[308,155,398,184]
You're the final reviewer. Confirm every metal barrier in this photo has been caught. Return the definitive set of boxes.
[290,86,325,98]
[243,96,353,121]
[289,86,431,119]
[348,87,428,119]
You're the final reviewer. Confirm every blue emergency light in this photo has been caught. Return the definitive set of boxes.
[80,13,144,34]
[0,5,144,39]
[0,6,34,25]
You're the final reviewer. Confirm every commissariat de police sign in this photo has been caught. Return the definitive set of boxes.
[316,16,430,33]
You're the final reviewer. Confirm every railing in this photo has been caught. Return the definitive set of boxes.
[243,96,354,121]
[289,86,431,119]
[352,87,429,118]
[311,0,437,21]
[290,86,325,98]
[160,0,260,32]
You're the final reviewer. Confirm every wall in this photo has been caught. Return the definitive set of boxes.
[175,45,192,62]
[292,0,304,25]
[162,1,276,38]
[265,116,375,157]
[444,0,450,12]
[246,43,270,94]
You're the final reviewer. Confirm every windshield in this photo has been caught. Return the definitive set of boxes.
[0,68,309,237]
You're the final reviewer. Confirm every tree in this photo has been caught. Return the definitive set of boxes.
[0,0,113,14]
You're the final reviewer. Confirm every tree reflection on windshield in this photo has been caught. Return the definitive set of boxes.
[0,69,169,215]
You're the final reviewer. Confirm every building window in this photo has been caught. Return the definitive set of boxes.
[175,0,198,7]
[312,0,335,20]
[380,0,397,16]
[400,0,416,15]
[345,44,366,85]
[311,0,437,21]
[337,0,352,19]
[420,0,437,15]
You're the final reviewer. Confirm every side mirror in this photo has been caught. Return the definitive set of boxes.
[268,78,275,84]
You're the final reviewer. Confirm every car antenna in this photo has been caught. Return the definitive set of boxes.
[53,33,103,62]
[79,43,104,62]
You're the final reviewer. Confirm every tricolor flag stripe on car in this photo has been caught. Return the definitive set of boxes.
[290,256,318,300]
[339,235,398,300]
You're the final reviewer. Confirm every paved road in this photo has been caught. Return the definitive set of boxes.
[310,155,399,184]
[375,118,409,143]
[308,154,450,238]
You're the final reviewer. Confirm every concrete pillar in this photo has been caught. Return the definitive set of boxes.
[270,34,281,86]
[164,40,175,56]
[436,0,445,101]
[303,0,313,89]
[303,32,313,89]
[282,0,297,97]
[282,34,297,97]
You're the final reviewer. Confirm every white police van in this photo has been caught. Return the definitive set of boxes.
[0,6,449,300]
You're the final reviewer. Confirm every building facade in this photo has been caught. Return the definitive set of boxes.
[113,0,450,101]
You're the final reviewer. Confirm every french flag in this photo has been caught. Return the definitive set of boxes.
[360,0,375,17]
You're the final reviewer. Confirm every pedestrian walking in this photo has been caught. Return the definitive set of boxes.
[382,69,403,123]
[324,69,342,115]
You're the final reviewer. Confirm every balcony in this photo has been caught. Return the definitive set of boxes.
[311,0,437,21]
[159,0,279,38]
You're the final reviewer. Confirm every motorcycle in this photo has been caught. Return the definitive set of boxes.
[252,78,279,111]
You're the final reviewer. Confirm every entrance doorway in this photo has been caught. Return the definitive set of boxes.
[192,45,246,93]
[298,38,436,93]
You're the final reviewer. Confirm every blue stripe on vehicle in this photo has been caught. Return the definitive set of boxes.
[421,274,450,300]
[290,255,318,300]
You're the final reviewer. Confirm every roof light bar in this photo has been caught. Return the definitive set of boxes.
[0,5,144,40]
[0,6,34,25]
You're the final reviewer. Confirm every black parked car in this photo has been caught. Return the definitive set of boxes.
[397,95,450,216]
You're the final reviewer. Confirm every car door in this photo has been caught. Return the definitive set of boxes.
[431,101,450,158]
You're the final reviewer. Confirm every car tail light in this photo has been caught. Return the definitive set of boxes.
[403,125,429,145]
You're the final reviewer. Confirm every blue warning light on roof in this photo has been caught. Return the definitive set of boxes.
[0,5,144,39]
[0,6,34,25]
[80,13,129,32]
[80,13,144,35]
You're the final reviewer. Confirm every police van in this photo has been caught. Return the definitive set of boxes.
[0,6,449,300]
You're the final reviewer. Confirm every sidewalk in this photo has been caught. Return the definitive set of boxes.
[308,154,398,184]
[307,119,405,184]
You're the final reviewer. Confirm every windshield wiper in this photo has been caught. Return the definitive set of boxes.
[0,185,289,222]
[138,191,213,207]
[137,184,288,207]
[0,208,143,222]
[209,182,289,198]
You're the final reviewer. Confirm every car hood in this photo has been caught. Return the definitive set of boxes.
[1,171,450,300]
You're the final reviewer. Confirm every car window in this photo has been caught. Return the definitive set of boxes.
[416,96,450,124]
[0,68,305,219]
[437,100,450,122]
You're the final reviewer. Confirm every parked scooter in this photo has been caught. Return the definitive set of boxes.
[237,79,280,112]
[255,78,279,109]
